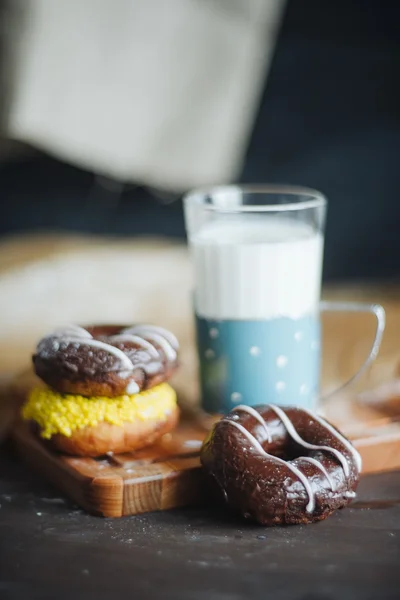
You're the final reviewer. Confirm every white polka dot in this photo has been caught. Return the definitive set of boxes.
[231,392,242,403]
[209,328,219,339]
[205,349,215,359]
[249,346,261,357]
[300,384,309,395]
[311,340,320,350]
[276,355,288,368]
[294,331,303,342]
[276,381,286,392]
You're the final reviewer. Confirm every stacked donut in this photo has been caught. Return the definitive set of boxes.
[22,324,180,456]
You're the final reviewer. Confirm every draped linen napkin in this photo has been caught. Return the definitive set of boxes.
[4,0,285,190]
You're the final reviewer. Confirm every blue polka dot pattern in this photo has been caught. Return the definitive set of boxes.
[196,315,321,414]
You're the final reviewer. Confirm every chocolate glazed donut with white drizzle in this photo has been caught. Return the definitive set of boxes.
[33,324,179,397]
[200,405,361,525]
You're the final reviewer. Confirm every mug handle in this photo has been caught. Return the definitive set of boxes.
[319,301,386,400]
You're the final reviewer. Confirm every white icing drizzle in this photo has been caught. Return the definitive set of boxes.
[39,324,178,381]
[345,490,356,498]
[142,362,162,375]
[233,405,272,443]
[45,325,93,340]
[302,408,362,473]
[299,456,335,490]
[108,334,160,358]
[130,331,177,362]
[125,381,140,395]
[268,404,350,477]
[224,419,315,513]
[124,325,179,350]
[59,337,134,371]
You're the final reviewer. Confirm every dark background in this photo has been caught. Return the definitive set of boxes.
[1,0,399,281]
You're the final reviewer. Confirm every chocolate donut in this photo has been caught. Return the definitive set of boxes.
[33,324,179,397]
[201,404,361,525]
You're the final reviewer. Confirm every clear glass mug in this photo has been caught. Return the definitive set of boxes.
[183,185,385,414]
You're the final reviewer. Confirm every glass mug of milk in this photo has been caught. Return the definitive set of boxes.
[183,185,385,414]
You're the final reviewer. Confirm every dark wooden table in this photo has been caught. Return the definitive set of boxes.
[0,448,399,600]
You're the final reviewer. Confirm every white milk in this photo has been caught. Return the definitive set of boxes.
[190,217,324,320]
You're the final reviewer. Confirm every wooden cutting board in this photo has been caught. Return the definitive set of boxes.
[12,419,207,517]
[12,404,400,518]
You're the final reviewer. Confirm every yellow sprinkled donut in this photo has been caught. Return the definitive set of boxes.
[22,383,179,457]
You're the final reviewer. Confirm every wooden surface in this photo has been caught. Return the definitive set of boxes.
[1,235,400,597]
[0,448,399,600]
[12,403,400,517]
[12,420,207,518]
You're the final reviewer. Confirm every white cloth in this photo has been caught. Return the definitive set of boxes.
[5,0,285,191]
